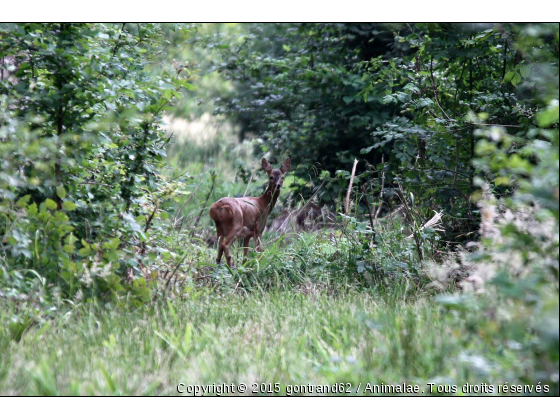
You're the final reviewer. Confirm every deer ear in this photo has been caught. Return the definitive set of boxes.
[262,157,272,173]
[280,157,291,173]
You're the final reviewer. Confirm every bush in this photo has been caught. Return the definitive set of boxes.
[0,24,193,307]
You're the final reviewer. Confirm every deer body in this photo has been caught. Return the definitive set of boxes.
[209,157,291,267]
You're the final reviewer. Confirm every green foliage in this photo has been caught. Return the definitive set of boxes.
[212,23,558,242]
[0,23,194,305]
[465,98,559,392]
[357,24,557,238]
[210,23,408,201]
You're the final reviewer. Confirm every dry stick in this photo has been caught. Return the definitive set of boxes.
[144,201,159,233]
[165,248,202,292]
[173,181,202,229]
[345,159,358,216]
[374,155,385,219]
[168,166,190,183]
[243,172,254,197]
[165,249,189,290]
[405,210,444,239]
[295,178,327,219]
[140,201,159,256]
[341,158,359,233]
[232,277,243,295]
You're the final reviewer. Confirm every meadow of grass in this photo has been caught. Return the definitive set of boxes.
[0,288,546,396]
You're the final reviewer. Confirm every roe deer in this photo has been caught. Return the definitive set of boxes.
[209,157,291,267]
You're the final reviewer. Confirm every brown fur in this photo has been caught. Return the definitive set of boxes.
[209,157,291,267]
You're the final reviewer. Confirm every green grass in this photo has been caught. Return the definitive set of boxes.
[0,290,547,396]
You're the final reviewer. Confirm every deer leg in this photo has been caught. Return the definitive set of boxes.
[222,226,242,267]
[215,223,225,264]
[216,236,224,264]
[223,244,233,268]
[242,236,251,263]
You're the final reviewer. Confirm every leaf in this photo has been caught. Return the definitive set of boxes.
[520,65,531,78]
[502,71,515,83]
[382,95,394,104]
[28,203,38,216]
[123,212,142,232]
[180,81,195,90]
[62,201,77,211]
[106,237,120,250]
[494,176,511,186]
[537,101,559,128]
[355,222,369,232]
[45,198,57,210]
[16,195,31,208]
[56,186,67,199]
[63,243,75,253]
[78,247,92,257]
[133,285,151,302]
[357,261,366,273]
[66,232,78,244]
[394,261,409,269]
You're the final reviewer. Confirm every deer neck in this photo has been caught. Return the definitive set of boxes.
[259,186,280,214]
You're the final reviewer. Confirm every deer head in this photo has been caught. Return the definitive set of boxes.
[262,157,291,192]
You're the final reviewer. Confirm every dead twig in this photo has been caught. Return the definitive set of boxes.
[243,172,254,197]
[173,181,202,229]
[165,250,189,290]
[345,159,358,216]
[375,155,386,219]
[405,210,444,239]
[140,200,159,255]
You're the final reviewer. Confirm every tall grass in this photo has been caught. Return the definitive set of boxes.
[0,291,548,395]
